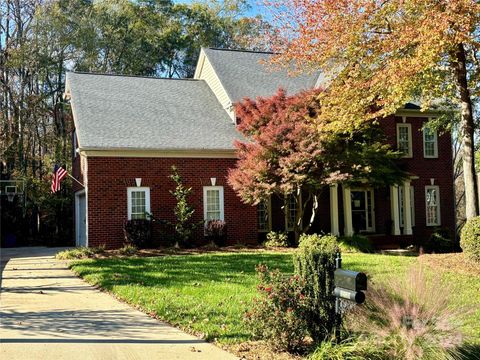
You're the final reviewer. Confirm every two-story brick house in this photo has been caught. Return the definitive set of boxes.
[66,48,454,249]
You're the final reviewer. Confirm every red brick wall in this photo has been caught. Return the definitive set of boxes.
[75,115,454,248]
[381,115,455,242]
[264,115,455,245]
[85,157,258,249]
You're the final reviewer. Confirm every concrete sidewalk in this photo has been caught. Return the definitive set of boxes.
[0,247,237,360]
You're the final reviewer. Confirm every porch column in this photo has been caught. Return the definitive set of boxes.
[403,180,413,235]
[329,184,339,236]
[342,185,354,236]
[390,185,401,235]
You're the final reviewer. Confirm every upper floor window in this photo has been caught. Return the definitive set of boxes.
[425,186,441,226]
[423,127,438,158]
[396,123,412,158]
[203,186,224,222]
[258,198,272,232]
[127,187,150,220]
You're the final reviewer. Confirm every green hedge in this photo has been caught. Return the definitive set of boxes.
[293,234,339,343]
[460,216,480,262]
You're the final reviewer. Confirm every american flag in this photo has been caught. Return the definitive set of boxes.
[51,165,68,193]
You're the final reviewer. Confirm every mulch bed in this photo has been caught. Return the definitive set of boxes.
[419,252,480,276]
[224,341,304,360]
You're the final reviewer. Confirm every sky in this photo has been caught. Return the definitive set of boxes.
[175,0,269,18]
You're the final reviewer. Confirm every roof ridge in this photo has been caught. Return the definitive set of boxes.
[205,47,275,55]
[69,71,200,81]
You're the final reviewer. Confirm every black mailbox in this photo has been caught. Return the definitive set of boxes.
[334,269,367,292]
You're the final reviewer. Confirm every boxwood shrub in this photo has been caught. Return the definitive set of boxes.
[460,216,480,262]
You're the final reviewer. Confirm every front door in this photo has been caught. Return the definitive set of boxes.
[76,192,86,246]
[351,189,375,233]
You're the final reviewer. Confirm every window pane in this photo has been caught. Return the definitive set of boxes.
[258,200,269,231]
[398,126,410,155]
[130,190,146,219]
[426,188,439,225]
[288,194,297,229]
[205,188,222,222]
[424,129,437,157]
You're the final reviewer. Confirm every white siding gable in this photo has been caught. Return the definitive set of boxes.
[194,49,235,120]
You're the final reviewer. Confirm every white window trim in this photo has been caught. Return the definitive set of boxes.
[258,197,272,232]
[396,123,413,158]
[203,186,225,223]
[425,185,441,227]
[423,127,438,158]
[127,187,151,220]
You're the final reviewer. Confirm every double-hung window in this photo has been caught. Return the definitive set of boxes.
[425,186,441,226]
[423,127,438,158]
[203,186,224,222]
[127,187,150,220]
[396,123,412,157]
[257,198,272,232]
[285,193,301,231]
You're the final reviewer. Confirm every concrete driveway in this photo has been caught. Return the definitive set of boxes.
[0,247,237,360]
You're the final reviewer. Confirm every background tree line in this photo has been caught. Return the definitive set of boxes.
[0,0,272,245]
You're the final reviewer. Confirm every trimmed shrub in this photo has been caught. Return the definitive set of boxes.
[293,234,339,343]
[263,231,289,247]
[245,264,308,352]
[460,216,480,262]
[123,219,151,248]
[337,235,372,253]
[423,227,457,253]
[118,244,138,256]
[205,220,227,246]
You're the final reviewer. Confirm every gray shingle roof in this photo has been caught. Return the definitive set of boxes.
[67,72,240,151]
[203,48,320,102]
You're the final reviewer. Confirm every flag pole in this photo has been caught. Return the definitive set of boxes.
[67,173,84,187]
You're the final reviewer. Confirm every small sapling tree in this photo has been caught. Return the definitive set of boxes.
[169,166,197,247]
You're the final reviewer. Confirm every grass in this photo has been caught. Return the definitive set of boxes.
[69,251,480,347]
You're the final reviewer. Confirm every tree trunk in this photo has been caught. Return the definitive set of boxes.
[453,43,478,219]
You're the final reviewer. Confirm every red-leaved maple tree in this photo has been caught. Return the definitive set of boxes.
[228,89,405,240]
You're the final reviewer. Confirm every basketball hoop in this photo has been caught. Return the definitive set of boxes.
[1,180,24,207]
[6,192,15,202]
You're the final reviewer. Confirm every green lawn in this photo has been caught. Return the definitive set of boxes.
[70,252,480,345]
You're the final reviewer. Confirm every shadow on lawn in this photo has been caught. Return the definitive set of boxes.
[72,252,294,289]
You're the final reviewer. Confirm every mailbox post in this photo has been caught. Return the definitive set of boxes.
[333,252,367,341]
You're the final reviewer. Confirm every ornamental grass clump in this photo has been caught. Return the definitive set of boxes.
[346,265,464,360]
[56,246,105,260]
